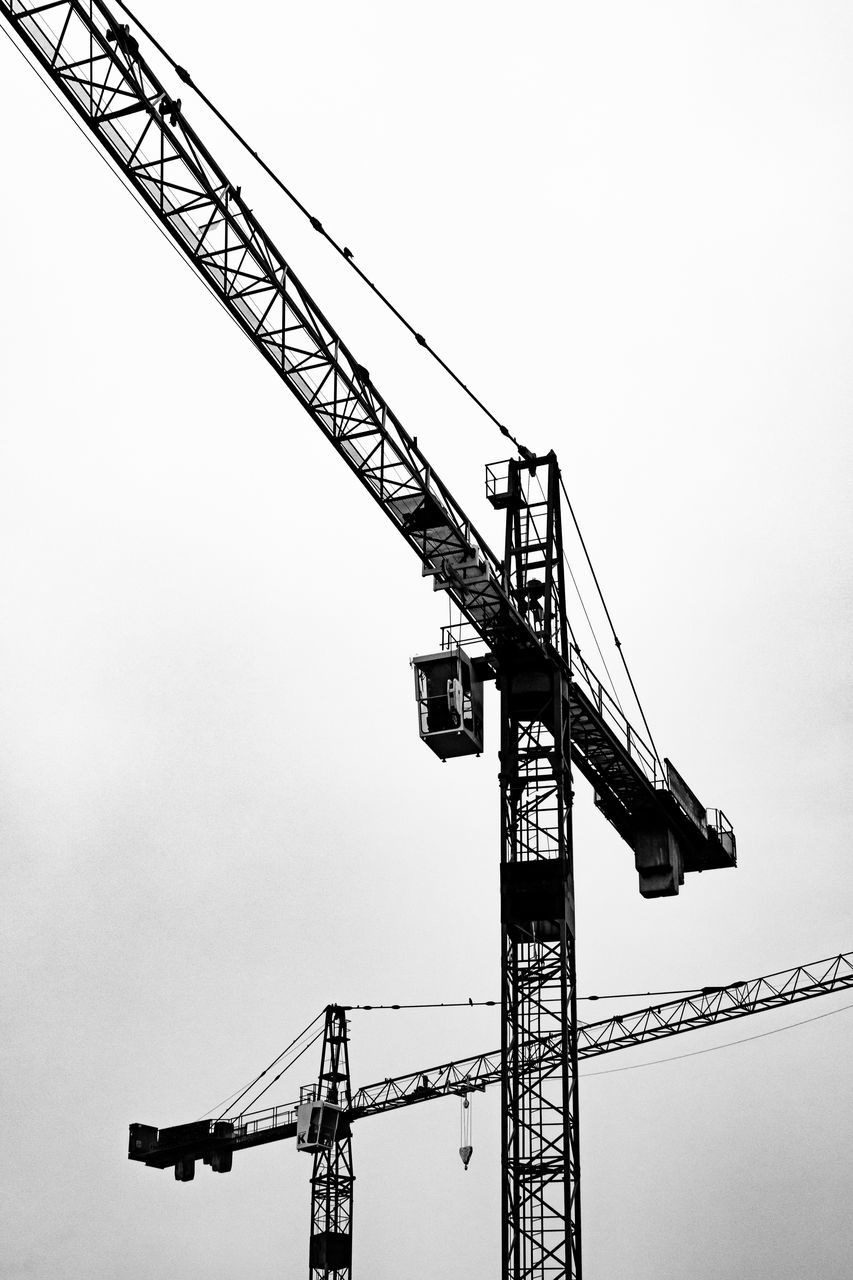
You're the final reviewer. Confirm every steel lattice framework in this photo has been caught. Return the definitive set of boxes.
[309,1008,355,1280]
[0,0,520,649]
[498,457,580,1278]
[0,0,737,879]
[129,950,853,1165]
[2,4,739,1277]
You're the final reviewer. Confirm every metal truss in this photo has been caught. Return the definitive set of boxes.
[501,694,579,1280]
[498,456,580,1280]
[128,950,853,1170]
[351,947,853,1112]
[0,1,735,872]
[309,1007,354,1280]
[0,0,522,651]
[0,8,740,1278]
[576,949,853,1056]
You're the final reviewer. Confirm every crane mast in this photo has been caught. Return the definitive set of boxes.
[307,1008,354,1280]
[496,455,579,1277]
[4,3,737,1277]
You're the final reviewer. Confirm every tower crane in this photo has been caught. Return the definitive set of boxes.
[126,950,853,1275]
[2,4,738,1277]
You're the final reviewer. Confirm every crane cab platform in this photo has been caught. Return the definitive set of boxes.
[296,1099,343,1152]
[413,649,484,760]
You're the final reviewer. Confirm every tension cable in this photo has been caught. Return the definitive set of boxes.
[558,472,665,779]
[345,1000,497,1011]
[102,7,664,755]
[344,985,739,1009]
[214,1010,325,1120]
[113,0,535,461]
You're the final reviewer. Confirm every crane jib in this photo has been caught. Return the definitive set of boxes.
[1,0,736,882]
[127,950,853,1172]
[1,0,516,641]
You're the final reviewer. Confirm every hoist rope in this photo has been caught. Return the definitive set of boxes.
[113,0,535,462]
[460,1095,473,1146]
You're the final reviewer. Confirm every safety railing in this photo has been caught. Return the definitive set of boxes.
[440,621,486,652]
[230,1098,299,1138]
[707,808,736,858]
[568,645,662,788]
[485,459,513,507]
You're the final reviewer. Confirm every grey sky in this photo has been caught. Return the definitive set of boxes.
[1,2,851,1277]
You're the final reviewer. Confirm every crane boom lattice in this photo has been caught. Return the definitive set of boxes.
[128,951,853,1166]
[2,3,745,1276]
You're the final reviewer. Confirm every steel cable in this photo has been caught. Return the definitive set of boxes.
[112,0,535,461]
[558,473,665,778]
[100,3,664,768]
[236,1026,326,1116]
[216,1010,325,1120]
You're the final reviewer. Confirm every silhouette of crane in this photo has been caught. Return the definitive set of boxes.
[128,951,853,1274]
[2,5,740,1277]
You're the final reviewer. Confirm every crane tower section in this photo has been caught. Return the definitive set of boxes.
[302,1008,354,1280]
[493,455,580,1279]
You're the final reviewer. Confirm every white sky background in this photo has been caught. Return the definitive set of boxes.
[1,1,851,1277]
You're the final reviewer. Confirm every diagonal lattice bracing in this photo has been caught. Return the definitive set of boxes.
[499,456,580,1280]
[3,0,521,653]
[310,1007,355,1280]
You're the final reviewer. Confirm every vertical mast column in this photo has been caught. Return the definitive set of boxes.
[497,455,581,1280]
[309,1006,355,1279]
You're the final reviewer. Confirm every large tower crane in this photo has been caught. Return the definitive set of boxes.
[2,4,737,1277]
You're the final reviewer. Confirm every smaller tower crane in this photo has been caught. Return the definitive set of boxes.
[128,951,853,1276]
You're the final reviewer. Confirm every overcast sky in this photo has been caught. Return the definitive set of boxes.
[1,2,852,1278]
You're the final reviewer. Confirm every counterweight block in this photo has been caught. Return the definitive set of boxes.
[501,858,573,942]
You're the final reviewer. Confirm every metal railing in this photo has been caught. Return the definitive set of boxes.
[707,808,736,857]
[229,1099,299,1139]
[485,459,512,506]
[569,644,662,787]
[440,621,485,652]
